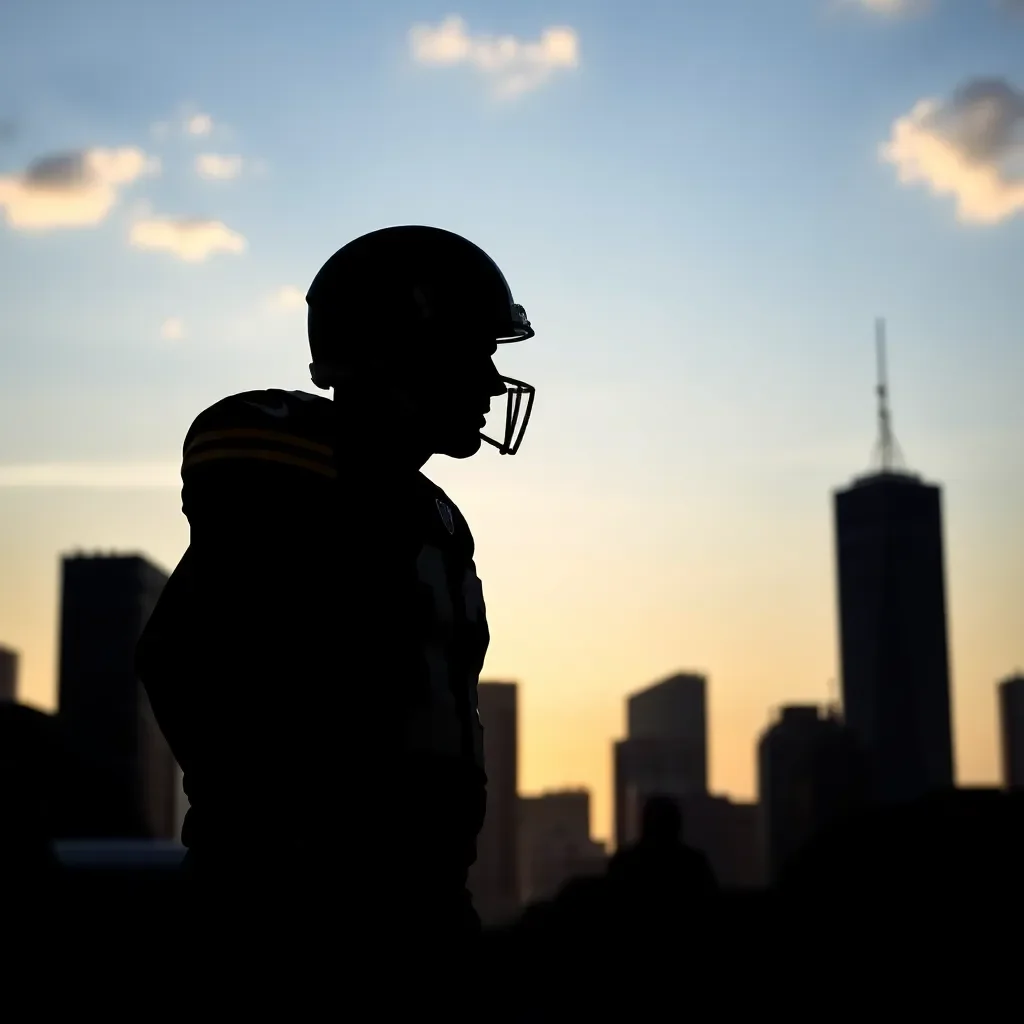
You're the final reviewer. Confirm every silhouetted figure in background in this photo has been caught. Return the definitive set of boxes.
[135,227,537,977]
[499,797,721,1014]
[608,795,720,907]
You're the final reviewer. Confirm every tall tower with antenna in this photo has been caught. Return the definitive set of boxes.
[871,317,906,474]
[832,319,955,804]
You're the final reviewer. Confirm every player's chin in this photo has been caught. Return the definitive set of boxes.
[437,430,484,460]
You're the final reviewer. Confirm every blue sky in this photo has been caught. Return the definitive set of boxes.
[1,0,1022,839]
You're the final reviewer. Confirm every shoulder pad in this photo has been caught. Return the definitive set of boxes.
[182,389,336,481]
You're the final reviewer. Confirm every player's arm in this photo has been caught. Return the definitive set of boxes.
[136,410,342,776]
[136,545,202,765]
[178,416,339,684]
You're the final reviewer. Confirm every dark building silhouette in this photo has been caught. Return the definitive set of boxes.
[614,672,707,849]
[835,471,954,804]
[58,553,179,839]
[518,789,606,905]
[784,786,1024,906]
[0,703,61,869]
[470,680,519,926]
[833,320,955,805]
[759,705,865,883]
[627,673,708,767]
[999,673,1024,789]
[0,645,17,702]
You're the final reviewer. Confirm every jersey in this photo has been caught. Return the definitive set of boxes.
[136,388,490,879]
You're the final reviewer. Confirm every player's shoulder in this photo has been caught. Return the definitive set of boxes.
[417,474,475,546]
[183,388,335,482]
[417,474,462,517]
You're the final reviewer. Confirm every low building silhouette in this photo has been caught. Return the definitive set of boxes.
[759,704,866,884]
[519,789,606,905]
[999,673,1024,790]
[57,553,179,839]
[470,680,520,926]
[0,645,17,703]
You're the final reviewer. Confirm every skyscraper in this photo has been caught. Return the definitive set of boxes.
[0,645,17,702]
[58,553,179,839]
[628,672,708,772]
[469,680,519,926]
[834,321,955,804]
[614,672,708,848]
[758,705,865,883]
[998,673,1024,789]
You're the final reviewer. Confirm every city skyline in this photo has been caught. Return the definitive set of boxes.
[2,2,1023,841]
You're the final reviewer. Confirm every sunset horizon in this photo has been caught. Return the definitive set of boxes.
[2,1,1022,844]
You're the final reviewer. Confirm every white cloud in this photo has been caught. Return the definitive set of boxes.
[409,16,580,98]
[0,462,179,488]
[160,316,185,340]
[269,285,306,311]
[187,113,213,136]
[881,78,1024,225]
[196,153,243,180]
[130,216,246,261]
[0,147,157,231]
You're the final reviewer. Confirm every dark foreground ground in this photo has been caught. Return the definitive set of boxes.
[5,794,1020,1018]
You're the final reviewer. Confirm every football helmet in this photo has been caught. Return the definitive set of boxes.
[305,225,536,455]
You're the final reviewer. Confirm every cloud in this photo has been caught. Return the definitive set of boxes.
[130,216,246,261]
[409,16,580,98]
[195,153,243,180]
[0,147,157,230]
[160,316,185,340]
[186,113,213,136]
[269,285,305,311]
[881,78,1024,225]
[151,111,219,140]
[0,462,179,488]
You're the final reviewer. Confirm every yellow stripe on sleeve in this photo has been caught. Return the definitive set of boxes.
[182,447,338,479]
[184,428,333,459]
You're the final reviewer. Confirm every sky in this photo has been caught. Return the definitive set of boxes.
[1,0,1022,843]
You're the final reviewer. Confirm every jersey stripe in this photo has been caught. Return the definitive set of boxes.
[182,447,338,479]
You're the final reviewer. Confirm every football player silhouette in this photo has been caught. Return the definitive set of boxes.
[136,226,536,946]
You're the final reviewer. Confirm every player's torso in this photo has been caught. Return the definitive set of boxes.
[362,471,489,772]
[177,389,490,769]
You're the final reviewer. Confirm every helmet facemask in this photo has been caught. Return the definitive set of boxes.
[481,376,535,456]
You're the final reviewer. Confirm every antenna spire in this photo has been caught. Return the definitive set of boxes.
[872,317,905,473]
